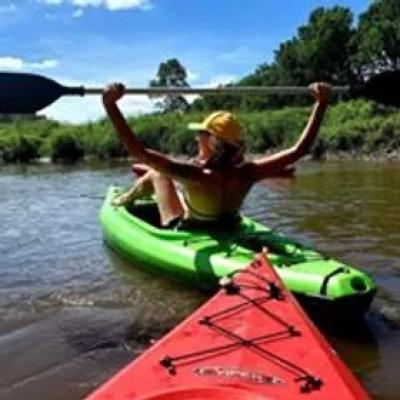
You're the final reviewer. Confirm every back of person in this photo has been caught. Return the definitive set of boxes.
[182,165,253,222]
[103,82,330,228]
[179,111,252,223]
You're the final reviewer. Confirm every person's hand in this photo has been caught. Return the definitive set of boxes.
[309,82,330,104]
[102,83,125,104]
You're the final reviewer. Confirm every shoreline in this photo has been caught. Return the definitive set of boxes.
[323,150,400,162]
[1,100,399,165]
[2,149,400,168]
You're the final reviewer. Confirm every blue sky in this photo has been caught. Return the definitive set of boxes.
[1,0,369,122]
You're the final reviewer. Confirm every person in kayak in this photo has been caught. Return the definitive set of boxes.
[102,83,330,228]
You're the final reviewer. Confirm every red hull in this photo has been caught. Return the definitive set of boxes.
[87,253,370,400]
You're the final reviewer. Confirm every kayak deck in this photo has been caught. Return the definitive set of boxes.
[87,253,370,400]
[100,186,377,317]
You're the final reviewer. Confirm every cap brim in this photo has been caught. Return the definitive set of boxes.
[188,122,206,131]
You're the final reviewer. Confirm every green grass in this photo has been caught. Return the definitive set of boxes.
[1,100,399,164]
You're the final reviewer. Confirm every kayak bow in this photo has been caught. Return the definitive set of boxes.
[87,252,370,400]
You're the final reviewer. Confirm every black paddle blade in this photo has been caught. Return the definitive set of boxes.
[351,70,400,107]
[0,72,84,114]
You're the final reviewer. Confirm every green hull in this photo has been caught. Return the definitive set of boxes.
[100,186,377,316]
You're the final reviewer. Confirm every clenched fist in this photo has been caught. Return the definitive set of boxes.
[309,82,330,104]
[102,83,125,104]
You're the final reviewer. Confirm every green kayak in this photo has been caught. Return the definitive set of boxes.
[100,186,377,317]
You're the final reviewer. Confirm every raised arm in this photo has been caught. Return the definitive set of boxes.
[102,83,202,181]
[250,82,330,181]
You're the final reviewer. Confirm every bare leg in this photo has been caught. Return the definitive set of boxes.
[113,171,154,206]
[114,169,184,226]
[150,170,185,226]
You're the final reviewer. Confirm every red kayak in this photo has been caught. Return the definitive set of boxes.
[87,252,370,400]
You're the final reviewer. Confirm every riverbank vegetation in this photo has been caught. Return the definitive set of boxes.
[1,100,400,163]
[1,1,399,164]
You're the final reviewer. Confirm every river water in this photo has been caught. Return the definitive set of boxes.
[0,161,399,399]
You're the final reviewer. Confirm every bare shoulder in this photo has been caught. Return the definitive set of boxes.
[142,150,204,181]
[235,160,258,175]
[237,157,283,182]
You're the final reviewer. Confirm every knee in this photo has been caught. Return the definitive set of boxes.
[148,169,167,182]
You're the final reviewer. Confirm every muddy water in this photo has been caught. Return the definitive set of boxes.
[0,161,399,399]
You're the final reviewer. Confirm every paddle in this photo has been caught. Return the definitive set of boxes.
[0,70,399,114]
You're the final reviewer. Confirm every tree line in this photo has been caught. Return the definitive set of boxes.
[151,0,400,112]
[2,100,400,163]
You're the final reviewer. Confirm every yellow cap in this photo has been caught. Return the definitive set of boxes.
[188,111,243,146]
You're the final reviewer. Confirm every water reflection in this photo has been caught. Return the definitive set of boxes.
[0,161,400,399]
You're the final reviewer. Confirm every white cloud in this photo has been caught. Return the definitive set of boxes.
[30,59,59,70]
[37,73,239,123]
[0,56,59,70]
[72,8,84,17]
[42,94,155,123]
[38,0,153,11]
[36,76,155,123]
[182,74,237,104]
[186,69,198,83]
[41,0,63,4]
[39,73,236,123]
[157,74,237,105]
[206,74,237,87]
[0,56,24,69]
[0,3,18,14]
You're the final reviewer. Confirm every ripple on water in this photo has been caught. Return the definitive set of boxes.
[1,162,400,399]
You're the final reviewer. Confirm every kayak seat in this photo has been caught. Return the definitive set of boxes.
[177,213,242,231]
[127,201,242,231]
[127,202,163,228]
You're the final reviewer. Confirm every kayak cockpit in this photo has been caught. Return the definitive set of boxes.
[127,200,316,261]
[127,199,243,232]
[101,186,377,318]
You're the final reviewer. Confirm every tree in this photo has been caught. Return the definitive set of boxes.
[243,6,355,108]
[150,58,190,113]
[274,6,355,85]
[353,0,400,78]
[193,6,356,111]
[191,65,278,111]
[191,81,243,112]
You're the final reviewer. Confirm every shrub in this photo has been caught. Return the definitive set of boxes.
[1,135,41,163]
[50,132,84,162]
[100,134,129,159]
[1,100,400,162]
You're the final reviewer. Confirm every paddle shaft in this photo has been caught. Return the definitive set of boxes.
[83,86,349,96]
[1,69,399,114]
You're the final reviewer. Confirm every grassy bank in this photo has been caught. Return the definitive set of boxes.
[1,100,400,164]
